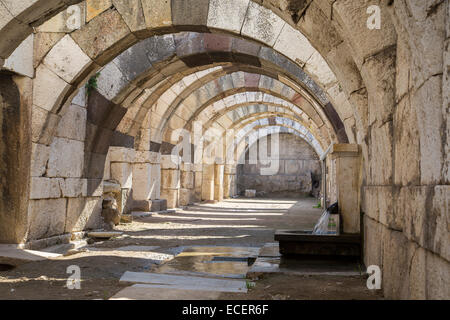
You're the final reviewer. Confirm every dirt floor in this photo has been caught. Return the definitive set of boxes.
[0,198,383,300]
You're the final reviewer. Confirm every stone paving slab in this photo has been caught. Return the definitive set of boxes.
[0,245,61,266]
[119,271,248,293]
[110,284,221,300]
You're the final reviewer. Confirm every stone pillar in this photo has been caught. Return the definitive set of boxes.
[201,164,215,201]
[223,164,237,198]
[109,147,135,213]
[131,151,161,210]
[180,163,194,206]
[193,163,203,202]
[161,155,180,209]
[329,144,361,234]
[109,147,135,190]
[214,163,224,202]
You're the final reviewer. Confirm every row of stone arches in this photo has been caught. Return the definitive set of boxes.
[0,0,448,299]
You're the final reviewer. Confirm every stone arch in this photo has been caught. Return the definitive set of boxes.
[0,0,447,300]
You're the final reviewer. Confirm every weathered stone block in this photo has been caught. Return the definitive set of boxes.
[110,162,132,188]
[161,154,180,169]
[71,8,137,65]
[172,0,209,28]
[429,186,450,261]
[135,150,160,163]
[332,0,396,67]
[426,249,450,299]
[86,179,104,197]
[369,121,393,185]
[56,104,87,141]
[395,186,426,246]
[180,162,193,172]
[33,32,65,69]
[136,199,167,212]
[241,1,285,46]
[201,178,214,201]
[72,86,87,107]
[132,163,153,200]
[382,228,410,299]
[3,34,34,77]
[59,178,88,198]
[413,76,444,184]
[30,177,62,200]
[27,198,67,240]
[363,216,383,269]
[207,0,249,34]
[86,0,112,22]
[66,197,103,232]
[408,244,427,300]
[161,188,178,208]
[273,22,315,67]
[43,35,93,84]
[31,143,50,177]
[181,171,194,189]
[149,164,161,200]
[394,95,420,185]
[141,0,172,30]
[47,137,85,178]
[96,62,129,101]
[112,0,146,33]
[37,4,87,33]
[109,146,135,162]
[133,200,151,211]
[161,169,180,189]
[179,188,193,206]
[33,64,71,112]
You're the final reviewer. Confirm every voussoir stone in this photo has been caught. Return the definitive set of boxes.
[71,8,137,65]
[43,35,93,84]
[207,0,249,34]
[141,0,172,30]
[112,0,146,33]
[33,64,71,113]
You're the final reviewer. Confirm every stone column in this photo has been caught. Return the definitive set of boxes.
[160,155,180,209]
[214,163,224,202]
[329,144,361,234]
[180,163,194,206]
[201,163,215,201]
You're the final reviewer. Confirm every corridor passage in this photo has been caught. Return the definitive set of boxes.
[0,198,380,300]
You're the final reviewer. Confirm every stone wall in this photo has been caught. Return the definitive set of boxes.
[237,133,321,197]
[27,88,104,242]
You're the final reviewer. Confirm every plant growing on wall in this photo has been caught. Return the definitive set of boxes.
[85,72,101,96]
